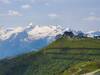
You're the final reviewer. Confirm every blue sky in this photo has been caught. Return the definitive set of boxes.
[0,0,100,31]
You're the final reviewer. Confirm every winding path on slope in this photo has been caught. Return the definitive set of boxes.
[82,69,100,75]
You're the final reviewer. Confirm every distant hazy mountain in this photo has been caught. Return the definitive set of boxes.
[87,31,100,37]
[0,24,63,59]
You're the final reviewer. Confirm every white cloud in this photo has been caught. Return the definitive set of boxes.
[21,4,31,9]
[0,0,11,4]
[0,10,22,17]
[8,10,22,16]
[83,16,100,21]
[48,13,59,19]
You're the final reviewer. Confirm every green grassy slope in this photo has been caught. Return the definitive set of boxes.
[0,37,100,75]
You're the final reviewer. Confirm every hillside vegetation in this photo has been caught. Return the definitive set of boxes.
[0,37,100,75]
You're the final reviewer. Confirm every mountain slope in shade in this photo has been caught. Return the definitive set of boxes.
[0,25,63,59]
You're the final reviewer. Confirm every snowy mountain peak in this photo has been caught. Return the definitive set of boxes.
[0,25,63,41]
[0,27,24,40]
[27,25,62,40]
[0,25,100,41]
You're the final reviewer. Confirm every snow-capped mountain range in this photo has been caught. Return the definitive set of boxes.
[0,25,62,41]
[0,24,63,59]
[0,24,100,59]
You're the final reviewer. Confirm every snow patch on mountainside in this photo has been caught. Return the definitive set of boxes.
[0,27,24,40]
[28,25,62,40]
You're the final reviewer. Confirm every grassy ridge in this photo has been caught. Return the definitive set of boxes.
[0,37,100,75]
